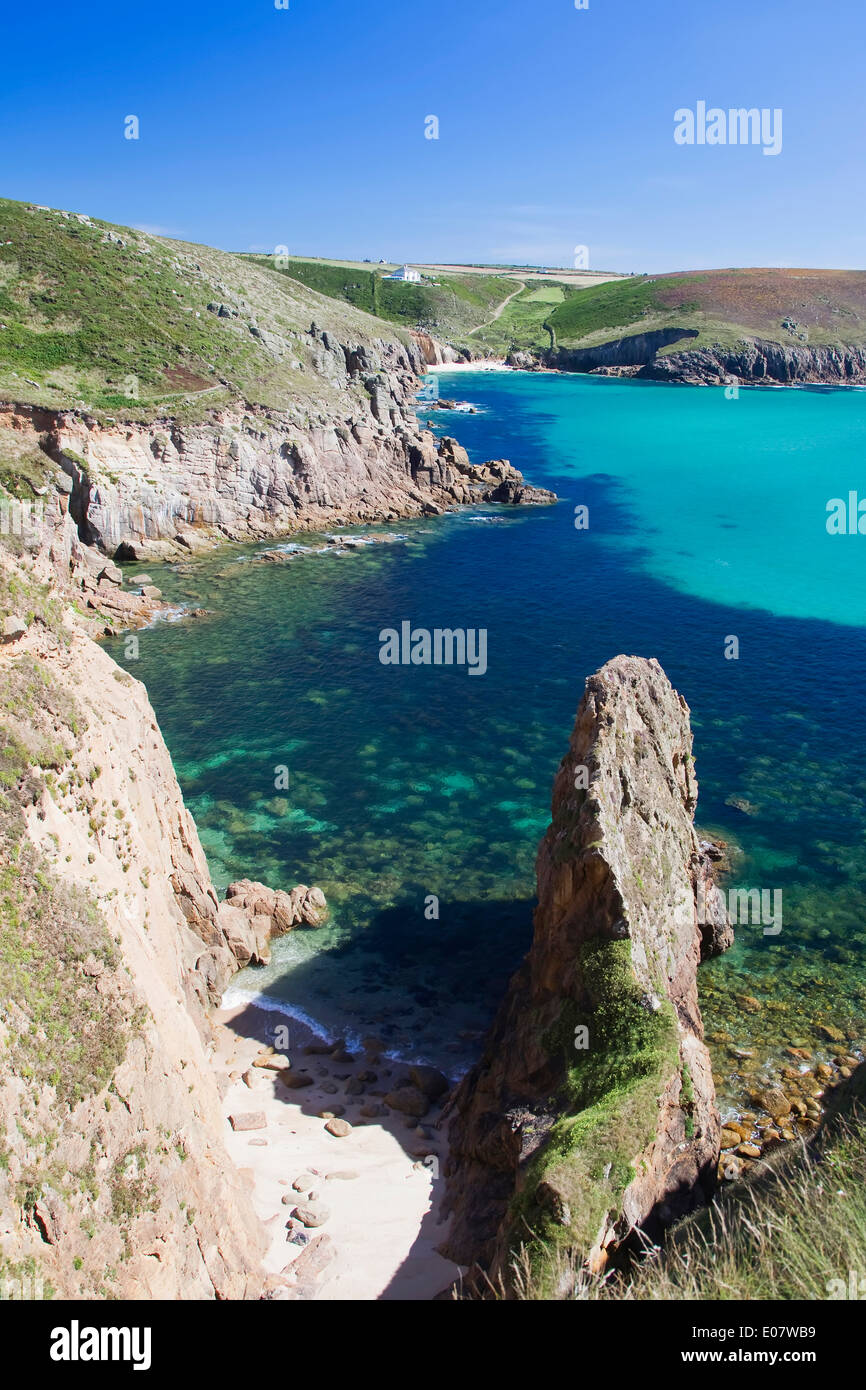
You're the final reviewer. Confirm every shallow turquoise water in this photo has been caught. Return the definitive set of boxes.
[109,371,866,1098]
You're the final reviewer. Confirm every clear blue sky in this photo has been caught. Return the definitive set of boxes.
[2,0,863,272]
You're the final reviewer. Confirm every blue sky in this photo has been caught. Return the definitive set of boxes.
[2,0,863,272]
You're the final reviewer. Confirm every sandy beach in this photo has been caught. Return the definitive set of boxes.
[212,999,462,1300]
[423,358,510,372]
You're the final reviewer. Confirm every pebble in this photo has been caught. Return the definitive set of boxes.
[737,1142,762,1159]
[818,1024,845,1043]
[325,1170,359,1181]
[292,1174,315,1192]
[279,1070,314,1090]
[291,1203,330,1228]
[229,1111,267,1132]
[318,1105,345,1118]
[325,1118,352,1138]
[253,1054,290,1071]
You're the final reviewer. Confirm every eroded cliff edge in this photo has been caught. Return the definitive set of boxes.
[441,655,732,1294]
[0,537,319,1298]
[1,329,552,566]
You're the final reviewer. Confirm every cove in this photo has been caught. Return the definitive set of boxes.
[109,369,866,1113]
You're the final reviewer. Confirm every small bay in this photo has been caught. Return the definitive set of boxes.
[108,371,866,1107]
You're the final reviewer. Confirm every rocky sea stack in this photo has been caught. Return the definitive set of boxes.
[442,655,732,1293]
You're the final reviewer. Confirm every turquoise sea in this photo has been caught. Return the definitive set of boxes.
[109,371,866,1111]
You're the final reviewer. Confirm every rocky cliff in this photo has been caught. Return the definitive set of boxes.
[641,338,866,386]
[547,332,866,387]
[0,529,330,1299]
[442,656,731,1294]
[1,328,552,565]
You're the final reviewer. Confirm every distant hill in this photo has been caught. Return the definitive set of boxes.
[244,254,622,354]
[2,196,863,397]
[546,268,866,353]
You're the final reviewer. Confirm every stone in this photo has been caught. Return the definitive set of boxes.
[318,1105,345,1118]
[282,1234,334,1284]
[325,1170,359,1181]
[750,1087,791,1120]
[384,1085,430,1117]
[292,1203,330,1228]
[292,1174,315,1193]
[720,1128,740,1150]
[253,1053,290,1070]
[408,1064,450,1098]
[228,1112,266,1132]
[817,1024,845,1043]
[324,1118,352,1138]
[278,1069,313,1089]
[737,1143,762,1158]
[1,615,27,644]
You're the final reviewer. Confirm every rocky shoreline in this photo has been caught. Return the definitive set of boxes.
[453,340,866,388]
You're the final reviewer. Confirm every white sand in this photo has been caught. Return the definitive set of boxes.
[213,1001,462,1301]
[423,359,510,373]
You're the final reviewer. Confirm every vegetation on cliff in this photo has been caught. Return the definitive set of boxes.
[512,1072,866,1302]
[0,197,416,421]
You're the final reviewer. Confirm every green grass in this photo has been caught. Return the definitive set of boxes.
[505,939,680,1297]
[499,1060,866,1302]
[247,255,516,342]
[0,197,415,419]
[547,276,699,345]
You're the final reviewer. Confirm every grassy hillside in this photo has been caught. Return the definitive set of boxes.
[0,198,413,421]
[546,268,866,355]
[245,254,517,341]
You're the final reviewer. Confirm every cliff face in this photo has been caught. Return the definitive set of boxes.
[545,333,866,386]
[1,330,552,564]
[641,338,866,386]
[0,536,287,1299]
[442,656,731,1292]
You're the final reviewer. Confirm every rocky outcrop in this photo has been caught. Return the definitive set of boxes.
[542,331,866,387]
[221,879,328,964]
[0,543,328,1298]
[549,328,699,373]
[441,656,731,1292]
[0,330,554,564]
[409,330,466,366]
[641,338,866,386]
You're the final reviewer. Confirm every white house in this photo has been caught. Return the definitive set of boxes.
[383,265,421,282]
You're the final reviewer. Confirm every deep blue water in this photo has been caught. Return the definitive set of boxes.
[110,371,866,1104]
